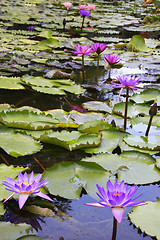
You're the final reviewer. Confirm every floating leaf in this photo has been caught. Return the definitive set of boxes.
[127,35,148,52]
[131,89,160,104]
[43,161,112,199]
[129,201,160,240]
[0,77,24,90]
[40,130,101,151]
[82,101,112,113]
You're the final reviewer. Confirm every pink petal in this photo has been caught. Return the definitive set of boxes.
[18,193,29,209]
[84,202,105,207]
[111,207,124,223]
[3,193,15,203]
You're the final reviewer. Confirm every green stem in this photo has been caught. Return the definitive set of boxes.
[111,217,117,240]
[81,16,85,32]
[124,87,129,130]
[145,115,153,136]
[82,55,85,82]
[95,54,100,83]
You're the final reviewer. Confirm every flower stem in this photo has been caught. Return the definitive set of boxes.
[145,115,153,136]
[95,54,100,83]
[108,66,111,79]
[81,16,85,32]
[111,217,117,240]
[124,87,129,130]
[82,55,85,82]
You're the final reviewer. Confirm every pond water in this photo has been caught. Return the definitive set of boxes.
[0,0,160,239]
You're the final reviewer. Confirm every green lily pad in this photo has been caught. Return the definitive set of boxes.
[84,129,128,154]
[131,115,160,128]
[127,35,148,52]
[123,135,160,151]
[129,200,160,240]
[82,101,112,113]
[70,111,104,124]
[43,161,112,199]
[131,88,160,104]
[40,130,101,151]
[0,77,24,90]
[0,128,42,157]
[78,119,112,134]
[83,151,160,184]
[0,222,32,240]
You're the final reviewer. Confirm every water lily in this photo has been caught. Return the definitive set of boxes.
[62,2,72,10]
[92,43,107,82]
[79,4,87,10]
[111,75,142,130]
[85,180,146,223]
[71,44,93,81]
[2,171,52,209]
[104,54,120,79]
[28,26,34,31]
[87,4,96,11]
[79,10,91,32]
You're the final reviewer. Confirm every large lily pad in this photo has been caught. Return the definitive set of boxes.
[83,151,160,184]
[43,161,112,199]
[129,200,160,240]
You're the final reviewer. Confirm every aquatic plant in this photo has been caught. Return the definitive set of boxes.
[104,54,120,79]
[79,10,91,31]
[87,4,96,11]
[85,180,146,240]
[145,103,157,136]
[111,75,142,130]
[62,2,72,10]
[2,171,52,209]
[79,5,87,10]
[92,43,107,82]
[71,44,93,81]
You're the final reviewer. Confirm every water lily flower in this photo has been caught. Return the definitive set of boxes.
[85,180,146,223]
[111,75,142,130]
[87,4,96,11]
[79,10,91,32]
[71,44,93,81]
[2,171,52,209]
[71,44,93,57]
[62,2,72,10]
[112,75,142,90]
[92,43,107,82]
[79,4,87,9]
[28,26,34,31]
[104,54,121,79]
[79,9,91,17]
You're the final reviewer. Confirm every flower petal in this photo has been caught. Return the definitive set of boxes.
[36,191,53,202]
[18,193,29,209]
[112,207,124,223]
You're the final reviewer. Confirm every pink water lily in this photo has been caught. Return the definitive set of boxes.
[79,4,87,9]
[71,44,93,57]
[2,171,52,209]
[104,54,120,66]
[87,4,96,10]
[62,2,72,10]
[85,180,146,223]
[92,43,107,55]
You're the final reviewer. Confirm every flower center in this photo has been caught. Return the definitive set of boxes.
[16,181,35,193]
[113,192,121,200]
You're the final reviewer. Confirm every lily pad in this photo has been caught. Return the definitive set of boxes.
[43,161,112,199]
[129,200,160,240]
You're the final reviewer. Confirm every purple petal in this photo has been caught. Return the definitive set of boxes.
[112,207,124,223]
[36,191,53,201]
[3,193,15,203]
[18,193,29,209]
[28,171,34,183]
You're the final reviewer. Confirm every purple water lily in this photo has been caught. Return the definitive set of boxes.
[85,180,146,223]
[92,43,107,82]
[28,26,34,31]
[112,75,142,90]
[79,10,91,32]
[79,9,91,17]
[2,171,52,209]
